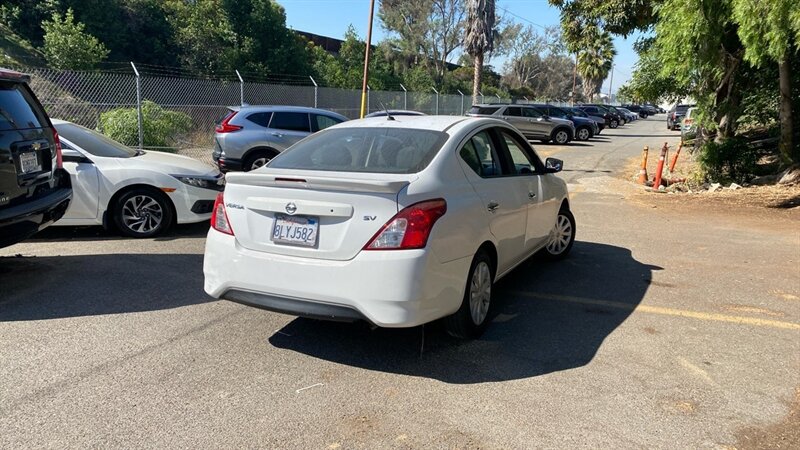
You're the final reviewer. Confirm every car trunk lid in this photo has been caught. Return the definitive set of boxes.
[222,169,415,261]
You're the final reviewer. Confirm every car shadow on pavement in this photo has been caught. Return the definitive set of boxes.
[25,222,210,242]
[0,253,211,321]
[269,242,661,384]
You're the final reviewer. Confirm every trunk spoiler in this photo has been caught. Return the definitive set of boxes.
[225,171,416,194]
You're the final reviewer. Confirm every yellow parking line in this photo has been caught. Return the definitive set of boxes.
[507,291,800,331]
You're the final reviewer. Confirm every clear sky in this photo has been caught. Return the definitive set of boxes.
[278,0,639,95]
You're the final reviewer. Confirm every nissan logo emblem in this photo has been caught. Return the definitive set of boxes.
[285,202,297,215]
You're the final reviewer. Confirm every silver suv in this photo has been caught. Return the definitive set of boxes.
[466,104,575,144]
[213,105,348,172]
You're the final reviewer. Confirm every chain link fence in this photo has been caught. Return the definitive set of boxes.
[21,65,570,165]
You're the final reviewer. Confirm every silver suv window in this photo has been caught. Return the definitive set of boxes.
[270,112,310,132]
[246,112,272,127]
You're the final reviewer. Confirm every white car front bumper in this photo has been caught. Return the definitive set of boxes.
[203,229,471,327]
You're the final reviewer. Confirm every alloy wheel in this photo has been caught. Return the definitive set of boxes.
[121,195,164,234]
[555,130,569,144]
[577,128,590,141]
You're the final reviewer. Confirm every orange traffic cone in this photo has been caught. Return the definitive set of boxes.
[638,146,649,184]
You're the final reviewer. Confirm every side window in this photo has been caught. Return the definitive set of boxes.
[269,112,311,132]
[549,108,568,119]
[311,114,342,132]
[500,130,540,175]
[504,107,522,117]
[522,107,542,118]
[459,131,501,177]
[246,112,272,127]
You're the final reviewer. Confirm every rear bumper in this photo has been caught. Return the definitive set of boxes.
[214,153,244,173]
[203,229,470,327]
[0,169,72,248]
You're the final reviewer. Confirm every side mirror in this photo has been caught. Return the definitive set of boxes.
[543,115,551,121]
[545,157,563,173]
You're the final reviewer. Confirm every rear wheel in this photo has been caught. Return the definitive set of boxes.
[113,187,173,238]
[244,150,276,172]
[609,119,619,129]
[576,127,591,141]
[444,251,494,339]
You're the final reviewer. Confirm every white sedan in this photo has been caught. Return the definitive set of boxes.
[52,120,224,237]
[203,116,575,338]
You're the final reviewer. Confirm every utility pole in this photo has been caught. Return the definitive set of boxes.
[359,0,376,118]
[607,64,614,104]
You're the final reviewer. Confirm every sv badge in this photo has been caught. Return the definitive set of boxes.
[363,215,377,221]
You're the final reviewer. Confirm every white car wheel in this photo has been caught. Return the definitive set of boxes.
[445,250,494,338]
[542,209,576,260]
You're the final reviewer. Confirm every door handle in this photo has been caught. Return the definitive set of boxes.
[271,132,284,137]
[528,192,536,199]
[487,201,500,213]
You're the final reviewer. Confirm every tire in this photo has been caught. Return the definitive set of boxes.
[619,118,626,126]
[552,128,571,145]
[540,208,576,261]
[609,120,619,129]
[113,187,173,238]
[444,250,494,339]
[576,127,591,141]
[243,150,276,172]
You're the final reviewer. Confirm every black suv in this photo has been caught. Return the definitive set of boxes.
[0,68,72,248]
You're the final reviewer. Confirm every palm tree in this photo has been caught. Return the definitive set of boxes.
[577,30,616,102]
[464,0,495,105]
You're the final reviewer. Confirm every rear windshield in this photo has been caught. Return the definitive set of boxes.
[468,106,500,115]
[268,127,448,174]
[0,81,47,131]
[675,105,693,113]
[56,123,138,158]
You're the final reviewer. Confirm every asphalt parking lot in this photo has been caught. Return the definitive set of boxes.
[2,117,798,448]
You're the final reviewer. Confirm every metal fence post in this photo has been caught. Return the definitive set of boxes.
[235,70,244,106]
[431,87,439,115]
[457,89,464,114]
[130,62,143,150]
[399,84,407,110]
[309,76,318,108]
[366,85,370,114]
[479,91,484,104]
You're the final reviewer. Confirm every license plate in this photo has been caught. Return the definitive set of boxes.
[19,151,41,174]
[272,214,319,247]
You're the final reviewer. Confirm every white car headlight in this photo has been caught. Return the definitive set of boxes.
[171,174,225,191]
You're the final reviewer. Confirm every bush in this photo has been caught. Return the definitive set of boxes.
[697,138,759,183]
[99,101,192,151]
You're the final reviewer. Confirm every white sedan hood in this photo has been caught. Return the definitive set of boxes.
[135,151,218,176]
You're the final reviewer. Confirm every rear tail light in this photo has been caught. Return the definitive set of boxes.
[211,193,234,235]
[215,111,242,133]
[52,128,63,169]
[364,199,447,250]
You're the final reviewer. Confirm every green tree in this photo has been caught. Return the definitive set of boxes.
[165,0,237,75]
[42,8,109,70]
[464,0,496,104]
[733,0,799,162]
[309,26,399,90]
[220,0,311,76]
[379,0,466,87]
[572,26,615,101]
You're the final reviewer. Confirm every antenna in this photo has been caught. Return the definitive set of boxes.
[380,102,395,121]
